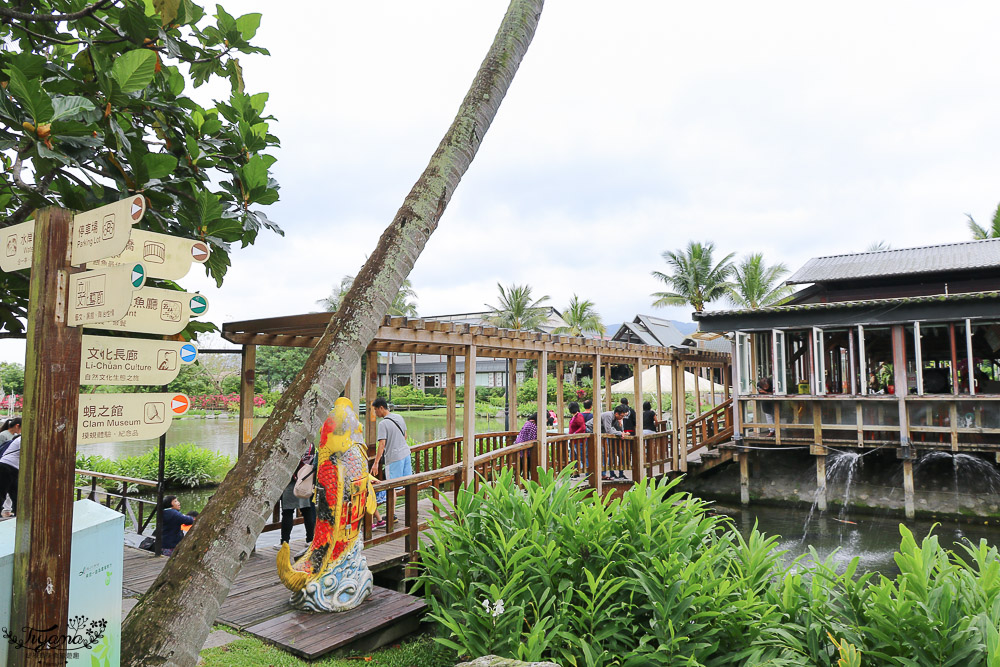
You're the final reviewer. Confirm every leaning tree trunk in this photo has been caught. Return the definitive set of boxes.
[120,2,545,664]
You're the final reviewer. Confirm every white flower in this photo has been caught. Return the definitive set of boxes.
[492,599,505,617]
[482,598,491,611]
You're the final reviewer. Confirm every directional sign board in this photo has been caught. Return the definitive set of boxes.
[80,335,198,385]
[87,229,210,280]
[68,263,147,327]
[0,195,145,272]
[78,393,189,444]
[87,287,208,335]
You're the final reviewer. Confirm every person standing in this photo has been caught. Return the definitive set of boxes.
[567,402,588,473]
[277,442,317,555]
[370,397,409,529]
[757,377,775,436]
[581,399,594,433]
[0,418,21,518]
[0,432,19,516]
[642,401,658,435]
[620,398,637,435]
[600,405,628,480]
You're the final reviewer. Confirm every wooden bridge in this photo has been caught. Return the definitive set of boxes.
[112,315,734,660]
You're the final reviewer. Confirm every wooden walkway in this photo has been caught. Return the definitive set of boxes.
[123,498,437,660]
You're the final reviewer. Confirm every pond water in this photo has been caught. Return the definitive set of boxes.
[105,412,1000,577]
[713,500,1000,578]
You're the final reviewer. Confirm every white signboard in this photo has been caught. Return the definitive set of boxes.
[87,288,207,336]
[78,392,190,444]
[80,335,198,385]
[67,263,147,327]
[87,229,210,280]
[0,196,146,272]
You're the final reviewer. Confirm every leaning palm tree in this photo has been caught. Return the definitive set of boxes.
[967,203,1000,239]
[651,241,735,312]
[121,2,546,661]
[728,253,793,309]
[552,295,605,380]
[485,283,551,330]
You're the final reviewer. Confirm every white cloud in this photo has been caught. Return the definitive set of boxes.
[5,0,1000,364]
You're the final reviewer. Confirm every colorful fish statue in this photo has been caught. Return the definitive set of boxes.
[276,397,377,611]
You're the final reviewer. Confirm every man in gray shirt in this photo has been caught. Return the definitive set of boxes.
[370,397,410,528]
[600,405,628,480]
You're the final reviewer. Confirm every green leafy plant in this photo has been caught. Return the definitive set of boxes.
[76,443,232,489]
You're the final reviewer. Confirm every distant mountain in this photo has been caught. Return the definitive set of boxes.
[671,320,697,335]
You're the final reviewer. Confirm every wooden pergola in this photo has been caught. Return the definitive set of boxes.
[223,314,731,494]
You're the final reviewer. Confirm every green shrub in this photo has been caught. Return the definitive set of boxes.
[74,454,118,488]
[416,467,1000,666]
[75,443,233,489]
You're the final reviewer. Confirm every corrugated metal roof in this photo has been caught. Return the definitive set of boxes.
[787,238,1000,284]
[694,290,1000,319]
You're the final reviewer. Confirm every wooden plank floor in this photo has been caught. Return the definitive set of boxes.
[122,498,437,659]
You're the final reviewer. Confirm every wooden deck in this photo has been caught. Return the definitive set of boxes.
[123,498,438,660]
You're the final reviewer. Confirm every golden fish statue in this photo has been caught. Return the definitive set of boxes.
[276,397,377,611]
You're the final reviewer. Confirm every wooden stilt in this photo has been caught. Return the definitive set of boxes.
[816,454,827,512]
[739,452,750,505]
[903,457,915,519]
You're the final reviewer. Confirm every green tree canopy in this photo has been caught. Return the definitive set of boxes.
[255,345,309,392]
[552,294,605,338]
[727,253,792,310]
[485,283,550,331]
[0,361,24,394]
[651,241,735,312]
[0,0,281,336]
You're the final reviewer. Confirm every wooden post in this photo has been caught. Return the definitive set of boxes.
[693,366,702,414]
[739,452,750,505]
[671,362,683,472]
[446,355,457,439]
[677,364,689,472]
[591,354,603,495]
[815,454,828,512]
[556,360,565,433]
[11,207,82,666]
[604,364,612,410]
[508,357,518,431]
[633,357,645,481]
[891,324,911,453]
[365,349,378,447]
[902,457,915,519]
[655,364,663,419]
[537,350,548,475]
[238,343,256,458]
[463,345,477,484]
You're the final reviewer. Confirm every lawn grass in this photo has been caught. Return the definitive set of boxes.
[198,631,456,667]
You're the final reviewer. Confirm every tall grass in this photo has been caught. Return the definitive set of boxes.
[415,467,1000,666]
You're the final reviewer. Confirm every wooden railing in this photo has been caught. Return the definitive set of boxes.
[75,469,160,536]
[601,433,634,478]
[644,431,673,478]
[686,398,733,455]
[546,433,592,475]
[473,440,539,490]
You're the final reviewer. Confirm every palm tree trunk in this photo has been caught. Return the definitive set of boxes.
[120,3,545,663]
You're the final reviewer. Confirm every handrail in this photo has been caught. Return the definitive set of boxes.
[75,469,157,487]
[371,463,463,491]
[410,436,463,453]
[473,440,536,464]
[685,398,732,429]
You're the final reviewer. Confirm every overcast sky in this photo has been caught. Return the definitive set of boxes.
[5,1,1000,364]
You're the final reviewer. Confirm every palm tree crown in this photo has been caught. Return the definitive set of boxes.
[317,274,355,312]
[552,295,605,338]
[727,253,792,309]
[967,203,1000,239]
[388,279,419,317]
[651,241,735,312]
[485,283,551,330]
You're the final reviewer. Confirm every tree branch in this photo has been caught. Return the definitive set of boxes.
[0,0,117,23]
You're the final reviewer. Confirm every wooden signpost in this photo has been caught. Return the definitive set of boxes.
[0,197,209,665]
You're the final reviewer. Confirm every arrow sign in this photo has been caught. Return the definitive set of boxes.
[78,392,189,444]
[67,263,146,327]
[180,343,198,363]
[190,295,208,315]
[88,287,208,335]
[87,229,211,280]
[80,335,198,386]
[130,263,145,288]
[170,394,190,415]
